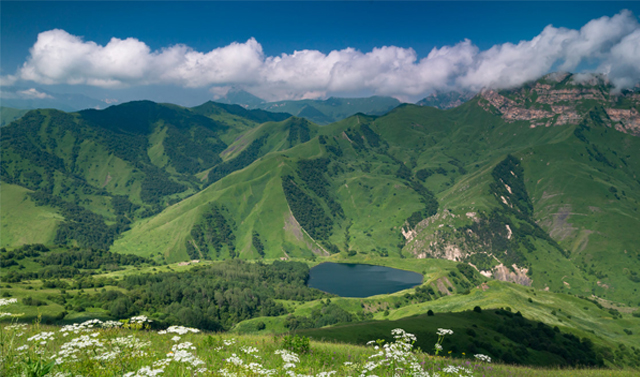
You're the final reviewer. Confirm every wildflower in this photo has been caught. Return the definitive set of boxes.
[275,349,300,369]
[171,336,181,342]
[436,328,454,336]
[130,315,152,324]
[101,320,123,328]
[0,298,18,306]
[124,366,165,377]
[442,365,473,376]
[474,353,492,363]
[52,334,105,364]
[27,331,55,344]
[241,346,259,354]
[161,325,200,335]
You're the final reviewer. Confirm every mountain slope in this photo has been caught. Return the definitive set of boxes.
[3,75,640,304]
[0,107,29,127]
[0,101,290,250]
[417,90,476,109]
[114,82,640,303]
[254,96,402,125]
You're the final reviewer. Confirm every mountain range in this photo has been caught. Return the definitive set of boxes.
[2,73,640,307]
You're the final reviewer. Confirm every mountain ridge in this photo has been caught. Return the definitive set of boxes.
[2,75,640,305]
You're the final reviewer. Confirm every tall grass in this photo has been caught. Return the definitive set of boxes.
[1,316,637,376]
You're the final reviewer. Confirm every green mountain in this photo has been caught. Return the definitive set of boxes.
[254,96,402,125]
[0,107,29,127]
[0,100,294,250]
[416,90,476,109]
[214,88,266,108]
[2,74,640,306]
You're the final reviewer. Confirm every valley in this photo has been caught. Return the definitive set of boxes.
[2,73,640,372]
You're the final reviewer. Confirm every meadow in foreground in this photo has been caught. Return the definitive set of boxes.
[1,295,637,377]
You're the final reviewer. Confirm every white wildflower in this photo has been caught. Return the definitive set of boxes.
[0,298,18,306]
[124,366,165,377]
[162,325,200,335]
[436,328,454,336]
[27,331,55,343]
[474,353,491,363]
[241,346,259,354]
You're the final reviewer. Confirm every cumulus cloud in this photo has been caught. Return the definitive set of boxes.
[11,10,640,100]
[17,88,53,99]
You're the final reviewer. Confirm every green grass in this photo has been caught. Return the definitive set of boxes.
[0,183,62,247]
[1,320,638,376]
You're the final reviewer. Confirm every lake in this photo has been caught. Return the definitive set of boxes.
[307,262,423,297]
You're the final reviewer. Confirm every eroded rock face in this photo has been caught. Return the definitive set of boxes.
[476,74,640,136]
[606,108,640,136]
[492,264,531,286]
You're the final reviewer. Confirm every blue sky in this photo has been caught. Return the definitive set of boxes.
[2,1,640,105]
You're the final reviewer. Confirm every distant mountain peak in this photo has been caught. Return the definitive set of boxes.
[417,90,476,110]
[215,88,265,108]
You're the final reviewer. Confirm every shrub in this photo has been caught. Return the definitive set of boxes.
[282,335,310,354]
[427,310,434,316]
[474,306,482,313]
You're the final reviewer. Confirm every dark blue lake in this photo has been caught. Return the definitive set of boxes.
[307,263,423,297]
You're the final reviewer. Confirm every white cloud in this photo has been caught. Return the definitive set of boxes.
[11,10,640,101]
[0,75,18,86]
[17,88,53,99]
[599,28,640,92]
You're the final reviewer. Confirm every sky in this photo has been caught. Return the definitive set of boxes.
[2,1,640,106]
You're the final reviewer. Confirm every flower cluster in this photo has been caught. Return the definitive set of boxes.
[474,354,491,363]
[0,298,18,306]
[2,320,484,377]
[158,325,200,335]
[4,323,28,336]
[27,331,55,346]
[60,319,104,336]
[52,333,104,364]
[130,315,152,324]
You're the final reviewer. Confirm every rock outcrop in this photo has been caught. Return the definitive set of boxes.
[476,73,640,136]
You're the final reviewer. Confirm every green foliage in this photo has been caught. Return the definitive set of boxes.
[28,191,125,250]
[0,245,153,283]
[286,118,311,147]
[96,260,325,330]
[189,204,236,259]
[284,300,359,330]
[252,231,265,257]
[281,334,310,354]
[297,158,344,219]
[207,135,268,185]
[282,175,333,241]
[21,356,55,377]
[416,168,433,182]
[300,308,605,368]
[490,154,533,216]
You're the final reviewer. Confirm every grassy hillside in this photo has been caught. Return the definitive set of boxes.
[1,251,639,370]
[0,106,28,127]
[1,321,637,376]
[0,101,290,250]
[0,183,62,247]
[107,92,640,304]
